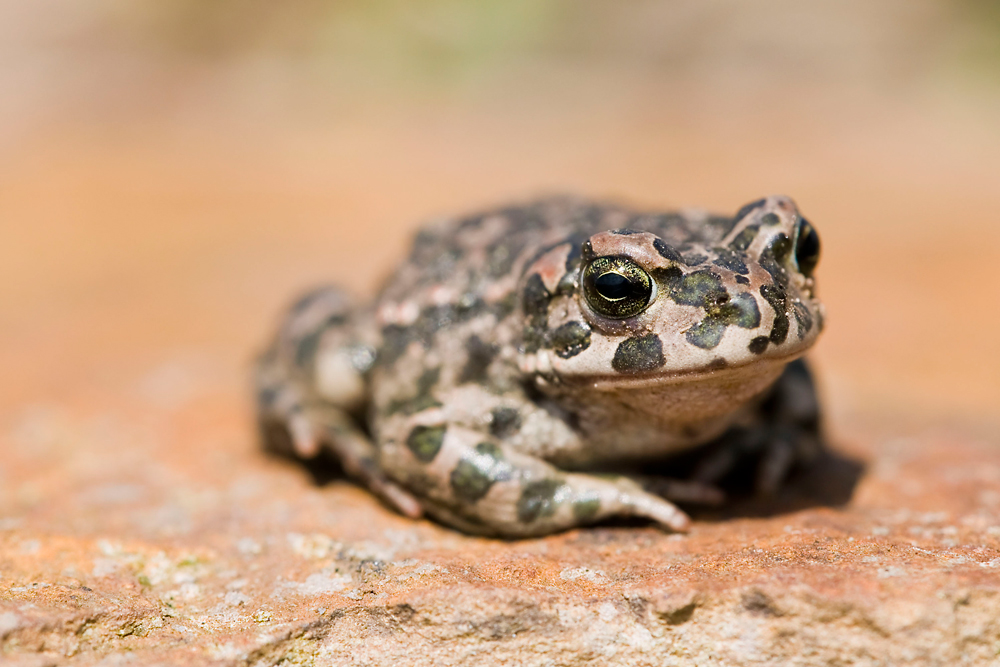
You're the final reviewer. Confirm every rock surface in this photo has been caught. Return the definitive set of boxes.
[4,396,1000,666]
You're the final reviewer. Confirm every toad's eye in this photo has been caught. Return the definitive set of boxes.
[794,218,820,277]
[582,256,654,319]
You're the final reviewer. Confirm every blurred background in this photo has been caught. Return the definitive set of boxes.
[2,0,999,467]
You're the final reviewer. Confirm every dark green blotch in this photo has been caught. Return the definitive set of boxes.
[760,283,789,345]
[771,319,791,347]
[555,270,577,296]
[554,234,590,296]
[758,234,791,289]
[713,292,761,329]
[523,273,550,318]
[793,301,813,337]
[550,321,592,359]
[378,324,414,367]
[729,224,760,251]
[668,270,725,307]
[685,319,727,349]
[612,334,666,373]
[522,273,551,353]
[748,336,770,355]
[450,442,512,503]
[489,407,522,439]
[406,424,446,463]
[671,272,762,350]
[612,228,642,235]
[769,233,792,262]
[651,266,683,286]
[572,497,602,521]
[760,212,780,226]
[417,367,440,395]
[517,479,566,523]
[734,198,766,222]
[712,248,749,275]
[735,275,750,285]
[564,235,586,272]
[682,253,708,266]
[759,282,785,306]
[653,238,683,262]
[459,335,497,384]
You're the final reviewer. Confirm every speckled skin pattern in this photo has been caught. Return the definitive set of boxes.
[256,195,825,537]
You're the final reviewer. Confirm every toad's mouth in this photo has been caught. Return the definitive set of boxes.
[570,350,806,392]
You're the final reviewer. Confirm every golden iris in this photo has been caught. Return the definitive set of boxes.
[582,256,654,319]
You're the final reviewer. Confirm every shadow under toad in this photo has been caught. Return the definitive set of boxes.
[566,444,865,540]
[659,442,865,523]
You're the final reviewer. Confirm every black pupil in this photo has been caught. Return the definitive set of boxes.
[594,272,634,300]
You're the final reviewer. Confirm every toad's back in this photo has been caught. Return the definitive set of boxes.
[380,197,742,307]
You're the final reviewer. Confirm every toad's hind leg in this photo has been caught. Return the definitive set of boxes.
[380,421,689,537]
[255,287,422,518]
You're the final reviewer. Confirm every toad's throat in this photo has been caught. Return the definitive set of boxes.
[564,353,801,392]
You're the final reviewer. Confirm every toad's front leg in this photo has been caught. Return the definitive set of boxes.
[691,359,824,495]
[378,416,690,538]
